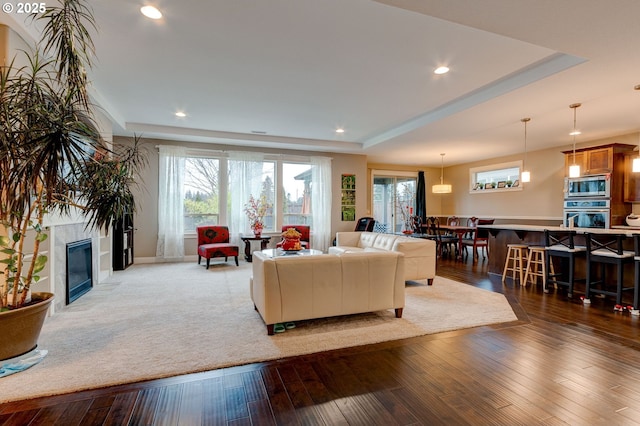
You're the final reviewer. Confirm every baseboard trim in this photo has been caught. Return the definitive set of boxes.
[135,255,197,264]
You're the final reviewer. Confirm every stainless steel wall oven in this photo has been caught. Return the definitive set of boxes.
[563,198,610,229]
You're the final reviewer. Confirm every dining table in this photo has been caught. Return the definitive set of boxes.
[437,224,476,260]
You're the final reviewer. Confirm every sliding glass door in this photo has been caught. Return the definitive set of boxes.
[372,172,417,233]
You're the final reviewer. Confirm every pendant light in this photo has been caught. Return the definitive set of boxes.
[569,103,582,178]
[432,153,452,194]
[521,117,531,183]
[633,85,640,172]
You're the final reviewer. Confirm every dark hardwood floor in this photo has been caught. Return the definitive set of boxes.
[2,256,640,425]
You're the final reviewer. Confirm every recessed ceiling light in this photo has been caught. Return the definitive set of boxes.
[175,111,186,118]
[140,5,162,20]
[335,128,345,133]
[434,66,450,75]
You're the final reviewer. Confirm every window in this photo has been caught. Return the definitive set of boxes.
[184,157,220,231]
[282,163,312,225]
[182,154,311,233]
[469,161,523,192]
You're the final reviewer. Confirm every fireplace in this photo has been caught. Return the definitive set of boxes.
[66,239,93,304]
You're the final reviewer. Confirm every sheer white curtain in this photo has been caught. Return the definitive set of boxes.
[310,156,332,252]
[156,145,186,260]
[228,151,265,245]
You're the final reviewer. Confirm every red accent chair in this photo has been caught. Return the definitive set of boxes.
[276,225,311,249]
[197,226,239,268]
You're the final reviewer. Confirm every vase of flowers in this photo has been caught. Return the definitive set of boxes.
[244,194,271,237]
[252,221,264,237]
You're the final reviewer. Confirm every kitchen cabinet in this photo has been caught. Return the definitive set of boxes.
[623,151,640,202]
[565,146,612,175]
[563,143,634,176]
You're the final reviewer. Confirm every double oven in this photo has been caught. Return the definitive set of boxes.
[563,174,611,229]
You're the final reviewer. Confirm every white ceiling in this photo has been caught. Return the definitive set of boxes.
[4,0,640,167]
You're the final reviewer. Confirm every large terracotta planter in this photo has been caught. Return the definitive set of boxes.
[0,292,54,361]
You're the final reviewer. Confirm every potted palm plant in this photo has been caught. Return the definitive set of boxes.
[0,0,145,361]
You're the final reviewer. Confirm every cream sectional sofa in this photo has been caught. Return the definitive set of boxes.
[251,250,405,335]
[329,231,436,285]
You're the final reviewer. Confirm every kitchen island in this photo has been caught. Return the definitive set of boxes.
[480,224,640,276]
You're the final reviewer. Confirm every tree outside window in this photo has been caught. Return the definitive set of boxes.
[183,157,219,231]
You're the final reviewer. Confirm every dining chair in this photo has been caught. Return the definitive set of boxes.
[447,216,460,226]
[424,217,457,257]
[462,218,494,261]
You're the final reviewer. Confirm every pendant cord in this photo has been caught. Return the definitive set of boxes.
[521,118,530,169]
[572,107,577,164]
[569,103,581,167]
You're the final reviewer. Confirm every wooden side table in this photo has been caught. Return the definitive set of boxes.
[240,235,272,262]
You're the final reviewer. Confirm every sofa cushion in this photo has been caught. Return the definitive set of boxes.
[328,246,363,254]
[358,232,380,249]
[371,234,398,251]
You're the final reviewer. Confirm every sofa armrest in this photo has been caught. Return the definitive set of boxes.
[394,238,436,257]
[335,231,362,247]
[251,252,283,325]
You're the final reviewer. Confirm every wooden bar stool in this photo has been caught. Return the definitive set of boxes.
[502,244,529,285]
[524,246,555,287]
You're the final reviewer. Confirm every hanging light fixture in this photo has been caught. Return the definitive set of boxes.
[521,117,531,183]
[633,85,640,173]
[569,103,582,178]
[432,153,452,194]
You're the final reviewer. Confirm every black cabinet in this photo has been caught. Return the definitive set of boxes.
[113,212,134,270]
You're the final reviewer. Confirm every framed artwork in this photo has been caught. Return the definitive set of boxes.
[341,174,356,221]
[484,183,494,189]
[512,179,519,187]
[497,181,506,188]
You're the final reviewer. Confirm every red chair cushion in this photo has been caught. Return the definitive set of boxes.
[197,226,230,245]
[198,243,239,258]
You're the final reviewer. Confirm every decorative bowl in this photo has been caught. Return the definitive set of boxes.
[626,215,640,227]
[281,248,301,255]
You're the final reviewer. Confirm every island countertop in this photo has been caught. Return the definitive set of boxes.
[481,224,640,236]
[479,224,640,275]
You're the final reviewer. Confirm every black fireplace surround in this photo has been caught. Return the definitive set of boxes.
[66,239,93,304]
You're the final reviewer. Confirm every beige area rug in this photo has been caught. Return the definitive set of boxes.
[0,261,517,403]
